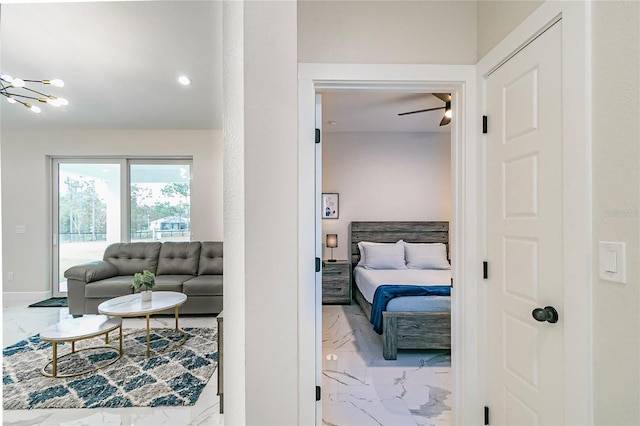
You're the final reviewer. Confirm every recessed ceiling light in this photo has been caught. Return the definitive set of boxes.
[178,75,191,86]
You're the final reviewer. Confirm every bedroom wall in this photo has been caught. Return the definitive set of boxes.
[298,0,477,64]
[322,131,451,261]
[591,1,640,424]
[476,0,544,59]
[1,129,223,298]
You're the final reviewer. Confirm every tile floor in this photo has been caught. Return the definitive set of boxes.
[2,300,452,426]
[322,304,452,426]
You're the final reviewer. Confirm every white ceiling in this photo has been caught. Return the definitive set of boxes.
[0,1,222,131]
[321,91,451,133]
[0,2,449,133]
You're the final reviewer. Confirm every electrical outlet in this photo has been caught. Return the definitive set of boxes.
[7,272,14,281]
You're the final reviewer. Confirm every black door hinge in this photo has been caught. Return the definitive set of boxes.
[483,261,488,279]
[482,115,488,134]
[316,385,321,401]
[315,257,321,273]
[484,406,490,425]
[450,277,454,288]
[315,128,321,143]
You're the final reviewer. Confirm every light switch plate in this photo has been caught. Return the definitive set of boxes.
[599,241,626,283]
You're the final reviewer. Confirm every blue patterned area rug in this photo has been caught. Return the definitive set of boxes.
[3,327,217,410]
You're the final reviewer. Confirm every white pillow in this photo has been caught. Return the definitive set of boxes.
[404,242,450,270]
[361,241,407,270]
[357,240,403,267]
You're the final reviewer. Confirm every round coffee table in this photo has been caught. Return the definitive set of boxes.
[98,291,188,358]
[39,315,122,378]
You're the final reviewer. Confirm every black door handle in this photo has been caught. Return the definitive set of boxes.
[532,306,559,323]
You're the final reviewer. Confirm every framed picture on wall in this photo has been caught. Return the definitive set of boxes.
[322,193,339,219]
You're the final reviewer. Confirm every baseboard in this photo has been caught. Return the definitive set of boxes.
[3,291,52,305]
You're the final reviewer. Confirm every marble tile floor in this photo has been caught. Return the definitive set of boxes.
[322,304,452,426]
[2,301,223,426]
[2,300,451,425]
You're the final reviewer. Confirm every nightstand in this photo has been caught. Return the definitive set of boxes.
[322,260,351,304]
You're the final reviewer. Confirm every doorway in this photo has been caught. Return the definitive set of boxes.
[319,89,454,424]
[297,63,478,425]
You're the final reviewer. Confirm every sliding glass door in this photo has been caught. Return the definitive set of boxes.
[52,158,191,297]
[53,161,122,296]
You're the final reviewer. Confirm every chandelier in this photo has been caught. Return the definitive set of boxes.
[0,74,68,113]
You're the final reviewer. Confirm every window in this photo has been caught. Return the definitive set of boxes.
[52,158,192,296]
[130,162,191,242]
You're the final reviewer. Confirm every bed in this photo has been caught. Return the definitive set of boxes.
[350,221,452,360]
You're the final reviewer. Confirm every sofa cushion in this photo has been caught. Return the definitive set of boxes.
[153,275,194,292]
[103,242,162,275]
[198,241,223,276]
[183,275,223,296]
[156,242,201,275]
[85,276,135,298]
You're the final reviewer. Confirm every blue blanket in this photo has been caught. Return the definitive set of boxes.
[370,285,451,334]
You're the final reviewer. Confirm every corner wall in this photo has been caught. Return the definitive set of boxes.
[476,0,544,59]
[223,1,299,423]
[322,131,451,260]
[1,129,222,296]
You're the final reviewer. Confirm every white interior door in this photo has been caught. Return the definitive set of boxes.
[486,21,564,424]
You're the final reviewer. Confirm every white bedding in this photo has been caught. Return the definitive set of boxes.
[353,266,452,304]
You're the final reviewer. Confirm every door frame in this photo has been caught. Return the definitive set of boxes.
[476,2,592,423]
[298,64,478,424]
[51,158,126,298]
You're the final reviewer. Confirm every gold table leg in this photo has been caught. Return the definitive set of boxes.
[42,326,122,379]
[146,314,151,358]
[52,343,58,377]
[121,308,186,359]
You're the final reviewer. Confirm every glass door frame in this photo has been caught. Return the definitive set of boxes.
[51,157,192,297]
[51,158,127,297]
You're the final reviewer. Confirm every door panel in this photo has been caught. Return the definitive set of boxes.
[487,21,563,425]
[53,161,121,296]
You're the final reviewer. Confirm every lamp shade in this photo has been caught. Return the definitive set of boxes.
[326,234,338,248]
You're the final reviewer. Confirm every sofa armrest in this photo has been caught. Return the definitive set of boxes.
[64,261,119,283]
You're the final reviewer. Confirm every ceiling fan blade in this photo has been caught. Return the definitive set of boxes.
[398,106,444,116]
[439,114,451,126]
[432,93,451,103]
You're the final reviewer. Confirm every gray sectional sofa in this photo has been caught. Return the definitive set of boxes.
[65,241,223,316]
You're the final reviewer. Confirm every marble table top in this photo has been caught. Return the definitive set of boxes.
[98,291,187,316]
[40,315,122,342]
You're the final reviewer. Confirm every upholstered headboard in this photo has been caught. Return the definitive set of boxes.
[349,221,449,268]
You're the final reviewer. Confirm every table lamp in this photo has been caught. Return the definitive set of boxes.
[326,234,338,262]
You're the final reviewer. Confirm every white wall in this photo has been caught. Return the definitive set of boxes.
[591,1,640,424]
[1,129,222,296]
[322,131,451,260]
[223,1,299,424]
[298,0,477,64]
[476,0,544,59]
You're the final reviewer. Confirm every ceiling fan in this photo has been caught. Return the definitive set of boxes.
[398,93,452,126]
